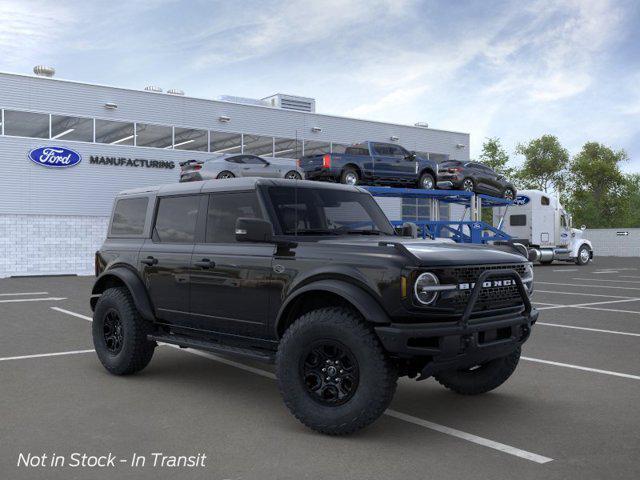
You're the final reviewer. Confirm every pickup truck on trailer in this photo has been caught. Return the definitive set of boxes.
[298,141,439,189]
[91,178,537,435]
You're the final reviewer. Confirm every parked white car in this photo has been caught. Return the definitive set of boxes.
[179,154,304,183]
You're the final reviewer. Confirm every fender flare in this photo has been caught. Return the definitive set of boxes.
[90,267,155,322]
[274,279,391,337]
[571,239,593,258]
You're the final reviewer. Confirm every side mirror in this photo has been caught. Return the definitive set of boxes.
[263,161,270,166]
[235,218,273,243]
[581,225,586,231]
[396,222,418,238]
[405,153,416,161]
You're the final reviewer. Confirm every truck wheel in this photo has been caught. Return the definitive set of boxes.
[418,172,435,189]
[92,287,155,375]
[276,307,397,435]
[434,347,520,395]
[576,245,591,265]
[340,168,359,185]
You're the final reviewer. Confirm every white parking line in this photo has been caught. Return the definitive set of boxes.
[553,269,578,272]
[535,290,637,299]
[51,307,92,321]
[0,349,94,362]
[536,298,640,311]
[572,306,640,315]
[47,309,553,464]
[537,282,640,291]
[0,297,67,304]
[176,346,553,464]
[620,275,640,279]
[537,322,640,337]
[0,291,49,296]
[572,278,640,284]
[522,357,640,381]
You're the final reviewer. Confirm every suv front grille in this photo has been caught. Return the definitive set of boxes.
[434,264,527,314]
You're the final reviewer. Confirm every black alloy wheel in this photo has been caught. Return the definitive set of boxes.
[285,170,302,180]
[300,340,359,406]
[217,171,235,179]
[103,309,124,355]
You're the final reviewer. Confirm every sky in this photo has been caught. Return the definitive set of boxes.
[1,0,639,171]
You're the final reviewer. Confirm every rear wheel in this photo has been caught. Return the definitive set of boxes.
[418,172,435,189]
[434,347,520,395]
[285,170,302,180]
[340,168,359,186]
[217,171,235,179]
[276,307,397,435]
[462,178,475,192]
[576,245,591,265]
[92,287,155,375]
[503,188,515,201]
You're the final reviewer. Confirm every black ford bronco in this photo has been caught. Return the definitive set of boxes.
[91,178,537,435]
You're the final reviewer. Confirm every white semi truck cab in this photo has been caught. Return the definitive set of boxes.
[493,189,593,265]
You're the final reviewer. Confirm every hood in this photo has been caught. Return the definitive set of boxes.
[317,236,527,266]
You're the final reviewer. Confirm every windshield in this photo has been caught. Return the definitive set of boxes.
[266,186,395,236]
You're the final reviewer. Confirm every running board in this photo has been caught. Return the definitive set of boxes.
[148,333,276,364]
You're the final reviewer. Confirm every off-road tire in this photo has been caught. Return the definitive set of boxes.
[276,307,397,435]
[419,172,436,190]
[434,347,521,395]
[216,171,235,179]
[575,245,591,265]
[340,167,359,186]
[92,287,155,375]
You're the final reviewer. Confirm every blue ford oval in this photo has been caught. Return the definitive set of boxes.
[28,146,82,168]
[514,195,530,206]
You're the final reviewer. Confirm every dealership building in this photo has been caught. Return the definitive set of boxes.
[0,69,470,277]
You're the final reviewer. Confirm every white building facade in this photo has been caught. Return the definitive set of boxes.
[0,71,470,277]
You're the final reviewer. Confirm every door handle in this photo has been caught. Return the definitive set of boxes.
[194,258,215,269]
[141,256,158,266]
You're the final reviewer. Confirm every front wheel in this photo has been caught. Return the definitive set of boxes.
[418,172,435,189]
[276,307,397,435]
[576,245,591,265]
[92,287,155,375]
[434,347,520,395]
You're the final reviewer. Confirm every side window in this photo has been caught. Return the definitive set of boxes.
[154,195,200,243]
[541,196,550,206]
[110,197,148,236]
[243,156,267,165]
[226,156,244,164]
[372,143,390,155]
[510,215,527,226]
[206,192,262,243]
[387,145,406,157]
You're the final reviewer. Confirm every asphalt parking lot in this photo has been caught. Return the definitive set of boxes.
[1,257,640,480]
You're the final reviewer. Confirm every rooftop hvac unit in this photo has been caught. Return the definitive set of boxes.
[167,88,185,96]
[262,94,316,113]
[33,65,55,77]
[144,85,163,93]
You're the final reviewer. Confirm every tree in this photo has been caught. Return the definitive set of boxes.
[478,137,515,178]
[565,142,629,228]
[515,135,569,192]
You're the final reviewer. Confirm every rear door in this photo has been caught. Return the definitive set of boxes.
[139,194,201,325]
[189,191,274,336]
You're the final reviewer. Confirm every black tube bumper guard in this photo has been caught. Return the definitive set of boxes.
[375,269,538,379]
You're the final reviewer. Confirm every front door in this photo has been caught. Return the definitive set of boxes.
[372,143,416,183]
[189,191,274,337]
[239,155,273,177]
[139,194,201,325]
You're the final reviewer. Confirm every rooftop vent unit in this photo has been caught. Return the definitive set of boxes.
[144,85,163,93]
[262,94,316,113]
[414,122,429,128]
[218,95,270,107]
[33,65,55,77]
[167,88,185,96]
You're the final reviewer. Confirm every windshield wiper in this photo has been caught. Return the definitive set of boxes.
[286,229,341,235]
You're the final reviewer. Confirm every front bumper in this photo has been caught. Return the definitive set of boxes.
[375,268,536,379]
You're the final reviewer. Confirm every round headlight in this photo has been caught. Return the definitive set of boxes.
[414,272,439,305]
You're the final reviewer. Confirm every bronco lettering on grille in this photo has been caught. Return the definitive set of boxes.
[458,279,515,290]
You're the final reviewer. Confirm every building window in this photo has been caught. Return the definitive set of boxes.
[303,140,330,156]
[402,198,432,222]
[136,123,173,149]
[3,110,49,138]
[173,127,208,151]
[51,114,93,142]
[273,137,302,158]
[243,135,274,156]
[210,131,242,154]
[95,119,135,145]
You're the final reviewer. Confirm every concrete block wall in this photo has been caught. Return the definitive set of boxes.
[583,228,640,257]
[0,214,108,277]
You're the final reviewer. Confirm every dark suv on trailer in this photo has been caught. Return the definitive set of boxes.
[91,178,537,435]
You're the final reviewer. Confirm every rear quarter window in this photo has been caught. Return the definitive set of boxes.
[110,197,149,236]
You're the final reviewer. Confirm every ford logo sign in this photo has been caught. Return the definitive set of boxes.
[28,146,82,168]
[513,195,530,206]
